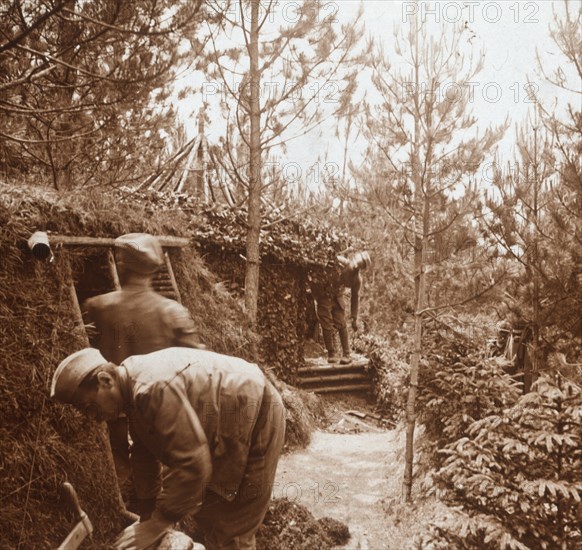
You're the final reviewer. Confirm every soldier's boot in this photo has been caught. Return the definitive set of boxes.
[322,329,339,363]
[339,327,352,364]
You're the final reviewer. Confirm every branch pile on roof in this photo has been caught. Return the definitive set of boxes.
[116,187,362,269]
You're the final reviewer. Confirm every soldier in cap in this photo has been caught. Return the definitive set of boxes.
[310,251,371,364]
[83,233,205,513]
[50,347,285,550]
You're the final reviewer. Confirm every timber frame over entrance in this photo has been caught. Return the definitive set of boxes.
[48,233,189,316]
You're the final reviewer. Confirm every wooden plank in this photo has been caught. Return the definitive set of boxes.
[299,373,370,385]
[340,415,385,433]
[63,256,91,345]
[49,235,191,248]
[107,249,121,290]
[305,384,372,394]
[298,363,369,375]
[303,356,369,368]
[61,254,133,519]
[175,135,201,193]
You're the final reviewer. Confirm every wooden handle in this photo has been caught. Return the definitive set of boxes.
[62,482,83,519]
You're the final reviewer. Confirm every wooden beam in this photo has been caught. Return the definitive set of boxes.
[62,255,90,346]
[299,373,370,385]
[49,235,191,248]
[107,249,121,290]
[176,135,202,193]
[302,384,372,394]
[298,359,369,375]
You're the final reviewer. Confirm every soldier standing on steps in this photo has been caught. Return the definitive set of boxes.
[310,251,371,364]
[83,232,205,517]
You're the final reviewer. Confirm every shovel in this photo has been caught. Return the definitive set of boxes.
[58,482,93,550]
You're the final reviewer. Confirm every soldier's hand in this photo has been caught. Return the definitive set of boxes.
[351,318,359,332]
[114,516,172,550]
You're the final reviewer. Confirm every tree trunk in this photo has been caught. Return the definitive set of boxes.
[404,190,429,502]
[527,123,541,393]
[404,282,422,501]
[51,0,79,190]
[244,0,262,327]
[404,3,425,501]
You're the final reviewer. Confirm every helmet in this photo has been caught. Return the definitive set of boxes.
[114,233,164,274]
[50,348,108,403]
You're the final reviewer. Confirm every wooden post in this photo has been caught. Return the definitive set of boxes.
[107,249,121,290]
[61,254,133,521]
[64,257,90,347]
[63,256,137,519]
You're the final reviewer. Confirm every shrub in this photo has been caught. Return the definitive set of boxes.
[416,334,522,470]
[353,332,409,421]
[426,374,582,549]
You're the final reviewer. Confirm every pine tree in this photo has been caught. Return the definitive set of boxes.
[482,0,582,371]
[359,12,506,500]
[482,115,558,390]
[432,374,582,549]
[0,0,205,189]
[201,0,365,324]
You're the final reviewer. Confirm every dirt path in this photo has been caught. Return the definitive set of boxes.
[276,428,403,549]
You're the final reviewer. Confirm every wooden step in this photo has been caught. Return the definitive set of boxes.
[304,383,372,394]
[151,257,179,301]
[299,372,370,386]
[298,363,368,375]
[297,353,372,394]
[301,356,368,369]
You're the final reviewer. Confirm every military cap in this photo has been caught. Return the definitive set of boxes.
[114,233,164,274]
[50,348,108,403]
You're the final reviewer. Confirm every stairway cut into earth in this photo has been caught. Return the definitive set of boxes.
[297,355,371,393]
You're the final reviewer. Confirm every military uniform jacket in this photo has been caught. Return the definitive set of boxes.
[311,265,362,319]
[84,286,198,364]
[118,348,267,522]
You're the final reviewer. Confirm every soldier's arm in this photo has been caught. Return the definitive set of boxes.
[129,433,163,519]
[120,387,211,548]
[136,382,212,522]
[350,272,362,321]
[165,302,207,349]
